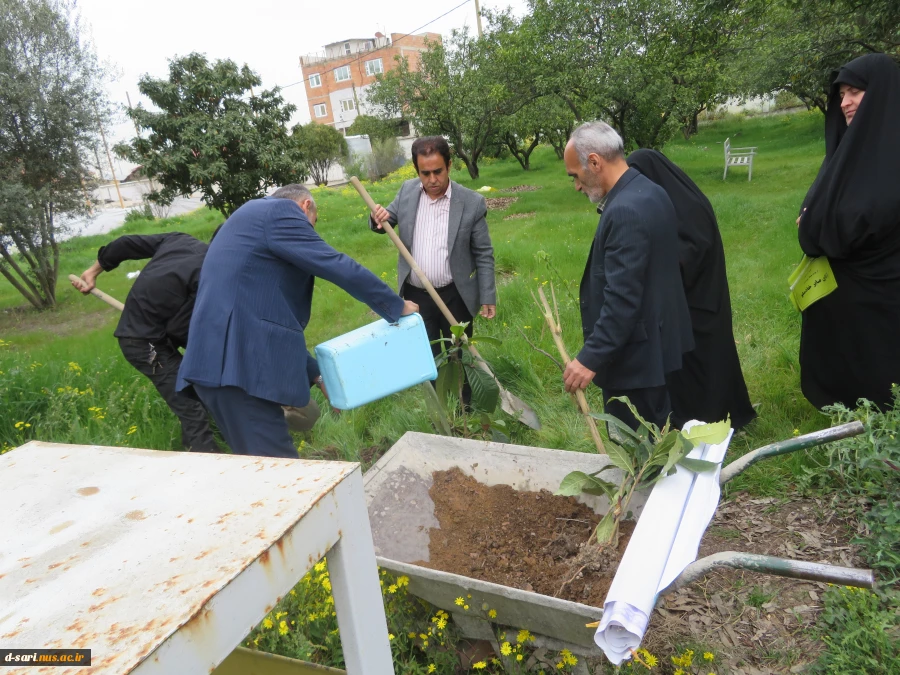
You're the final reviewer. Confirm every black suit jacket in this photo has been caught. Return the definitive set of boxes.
[577,168,694,390]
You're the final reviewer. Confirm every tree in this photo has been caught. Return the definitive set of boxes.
[115,53,305,218]
[345,114,403,142]
[368,28,533,179]
[0,0,108,309]
[523,0,754,148]
[293,122,348,186]
[737,0,899,113]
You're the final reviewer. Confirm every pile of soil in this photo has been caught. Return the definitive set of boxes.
[485,196,518,210]
[417,467,633,607]
[500,185,541,193]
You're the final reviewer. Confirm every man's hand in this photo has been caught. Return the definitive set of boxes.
[71,262,102,294]
[563,358,596,393]
[479,304,496,319]
[401,300,419,316]
[316,378,341,416]
[796,207,807,227]
[371,204,391,230]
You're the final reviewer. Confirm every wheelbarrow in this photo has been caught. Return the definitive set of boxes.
[363,422,872,669]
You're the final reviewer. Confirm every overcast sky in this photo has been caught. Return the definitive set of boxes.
[78,0,528,177]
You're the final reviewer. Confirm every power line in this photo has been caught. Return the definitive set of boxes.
[278,0,473,91]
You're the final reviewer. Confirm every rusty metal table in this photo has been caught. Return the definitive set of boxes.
[0,442,393,675]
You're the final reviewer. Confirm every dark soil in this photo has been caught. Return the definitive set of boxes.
[485,197,518,210]
[500,185,541,193]
[417,467,633,607]
[642,491,866,675]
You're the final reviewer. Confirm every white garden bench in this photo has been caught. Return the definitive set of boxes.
[723,137,757,181]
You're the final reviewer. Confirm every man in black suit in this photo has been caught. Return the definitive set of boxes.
[562,121,694,431]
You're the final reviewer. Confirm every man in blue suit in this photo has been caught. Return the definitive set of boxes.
[562,122,694,430]
[178,184,418,458]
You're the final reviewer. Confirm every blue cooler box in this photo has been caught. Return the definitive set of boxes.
[314,313,437,410]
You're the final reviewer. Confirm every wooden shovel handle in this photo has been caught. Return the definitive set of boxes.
[68,274,125,311]
[349,176,461,330]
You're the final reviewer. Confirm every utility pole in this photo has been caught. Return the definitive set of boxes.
[474,0,483,37]
[126,91,156,194]
[95,107,125,209]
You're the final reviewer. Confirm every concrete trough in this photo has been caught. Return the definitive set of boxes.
[363,432,648,657]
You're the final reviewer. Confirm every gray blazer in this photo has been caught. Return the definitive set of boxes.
[371,179,496,317]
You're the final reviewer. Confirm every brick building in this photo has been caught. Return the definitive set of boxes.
[299,31,440,132]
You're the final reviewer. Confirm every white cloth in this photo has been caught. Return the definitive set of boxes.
[593,421,734,664]
[408,183,453,288]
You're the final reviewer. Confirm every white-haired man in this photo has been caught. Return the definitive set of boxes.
[562,122,694,431]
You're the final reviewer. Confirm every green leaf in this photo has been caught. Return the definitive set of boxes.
[655,433,691,485]
[608,395,656,435]
[647,431,679,468]
[464,363,500,413]
[450,322,470,339]
[435,361,460,406]
[581,476,619,501]
[677,458,720,473]
[595,511,617,545]
[683,417,732,446]
[591,413,642,443]
[557,471,593,496]
[604,439,636,476]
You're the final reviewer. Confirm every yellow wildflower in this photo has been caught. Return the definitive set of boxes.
[388,633,395,641]
[278,620,289,635]
[516,654,523,662]
[463,604,469,610]
[501,642,512,656]
[517,629,534,644]
[473,662,486,670]
[488,609,497,619]
[127,425,137,435]
[560,649,578,666]
[315,561,326,572]
[427,666,435,673]
[454,597,465,606]
[436,617,447,630]
[387,584,398,594]
[408,632,417,639]
[262,618,273,630]
[555,662,565,670]
[703,652,715,662]
[397,575,409,587]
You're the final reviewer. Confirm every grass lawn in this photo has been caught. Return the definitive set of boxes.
[0,110,827,491]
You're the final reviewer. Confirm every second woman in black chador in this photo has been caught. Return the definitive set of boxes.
[798,53,900,410]
[627,149,756,429]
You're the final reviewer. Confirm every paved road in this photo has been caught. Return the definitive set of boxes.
[61,196,205,241]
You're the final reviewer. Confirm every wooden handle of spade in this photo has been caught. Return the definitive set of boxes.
[69,274,125,311]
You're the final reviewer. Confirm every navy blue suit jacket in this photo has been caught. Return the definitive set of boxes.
[577,169,694,390]
[177,197,405,407]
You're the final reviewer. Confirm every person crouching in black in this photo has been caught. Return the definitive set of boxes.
[72,232,223,453]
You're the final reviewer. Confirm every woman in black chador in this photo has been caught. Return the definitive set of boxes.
[627,149,756,429]
[798,53,900,410]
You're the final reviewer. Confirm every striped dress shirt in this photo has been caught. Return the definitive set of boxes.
[408,183,453,288]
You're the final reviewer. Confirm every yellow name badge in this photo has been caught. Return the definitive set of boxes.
[788,255,838,312]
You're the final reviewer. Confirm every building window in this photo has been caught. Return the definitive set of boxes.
[308,73,321,88]
[365,58,383,76]
[340,99,355,112]
[343,42,351,55]
[313,103,327,118]
[334,65,351,82]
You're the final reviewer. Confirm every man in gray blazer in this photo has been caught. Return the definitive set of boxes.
[562,122,694,430]
[369,136,497,357]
